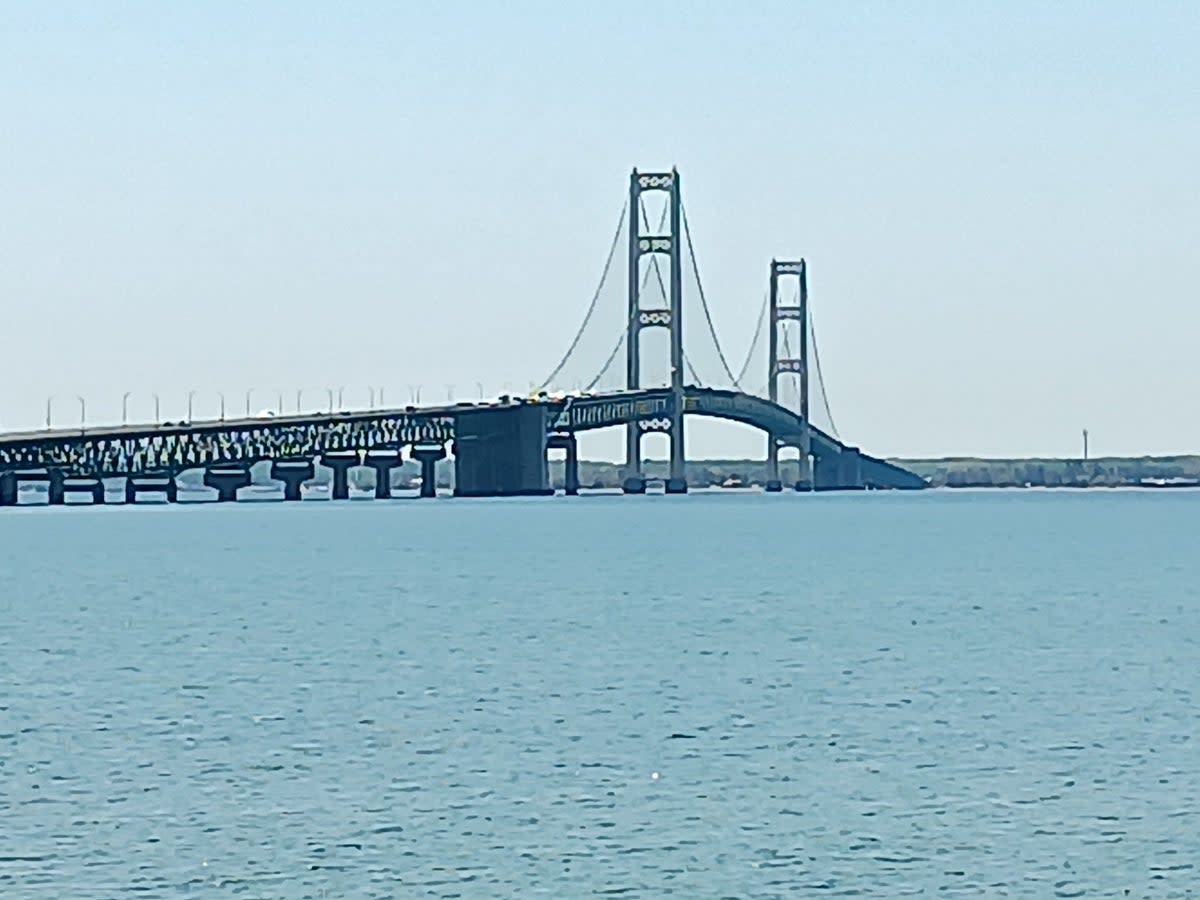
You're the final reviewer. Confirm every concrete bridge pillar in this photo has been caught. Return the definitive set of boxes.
[322,451,359,500]
[798,453,814,491]
[794,455,813,492]
[363,450,404,500]
[126,474,178,504]
[765,436,782,492]
[622,474,646,494]
[0,472,17,506]
[547,434,581,496]
[48,471,66,506]
[47,472,105,505]
[83,480,105,504]
[453,405,550,497]
[411,445,446,498]
[271,459,315,501]
[765,437,784,492]
[563,436,580,496]
[204,466,251,502]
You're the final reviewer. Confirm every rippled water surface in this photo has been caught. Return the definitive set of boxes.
[2,491,1198,897]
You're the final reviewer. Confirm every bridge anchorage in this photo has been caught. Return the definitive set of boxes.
[0,167,925,509]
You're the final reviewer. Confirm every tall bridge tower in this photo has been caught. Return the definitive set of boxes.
[766,259,812,490]
[624,168,687,494]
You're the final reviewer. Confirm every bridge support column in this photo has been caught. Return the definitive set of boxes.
[271,459,315,501]
[0,472,17,506]
[563,436,580,496]
[454,405,550,497]
[412,445,446,498]
[765,438,783,492]
[364,450,404,499]
[205,466,251,502]
[322,452,359,500]
[797,453,813,492]
[547,433,581,496]
[664,417,688,493]
[623,430,643,494]
[48,471,66,506]
[794,452,813,492]
[45,472,105,505]
[126,474,178,504]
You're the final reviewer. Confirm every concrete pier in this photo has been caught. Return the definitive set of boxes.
[411,445,446,498]
[48,471,105,505]
[665,477,688,495]
[125,474,178,504]
[453,405,549,497]
[204,466,251,502]
[547,433,580,496]
[622,475,647,494]
[563,437,580,496]
[0,472,17,506]
[322,451,359,500]
[271,459,315,501]
[48,471,65,506]
[363,450,403,499]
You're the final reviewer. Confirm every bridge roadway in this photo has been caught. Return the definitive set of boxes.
[0,388,925,505]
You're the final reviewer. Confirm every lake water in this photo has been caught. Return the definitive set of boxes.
[2,490,1198,897]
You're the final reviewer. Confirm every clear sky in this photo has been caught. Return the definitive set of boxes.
[2,2,1197,459]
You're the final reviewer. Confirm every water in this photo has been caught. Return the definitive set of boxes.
[2,491,1198,898]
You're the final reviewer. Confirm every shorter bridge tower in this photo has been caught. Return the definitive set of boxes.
[766,259,812,490]
[624,167,687,493]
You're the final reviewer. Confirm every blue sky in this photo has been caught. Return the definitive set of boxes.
[2,2,1197,458]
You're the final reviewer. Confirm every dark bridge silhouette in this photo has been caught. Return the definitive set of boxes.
[0,168,925,507]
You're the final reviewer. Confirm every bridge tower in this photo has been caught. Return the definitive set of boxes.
[765,259,812,491]
[624,168,687,494]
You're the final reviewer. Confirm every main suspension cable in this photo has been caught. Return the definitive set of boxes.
[537,200,628,390]
[681,202,740,386]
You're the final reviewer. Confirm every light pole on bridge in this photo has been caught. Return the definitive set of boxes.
[295,389,304,414]
[409,385,421,405]
[337,386,345,411]
[76,395,86,431]
[368,387,375,409]
[245,389,255,417]
[45,395,53,430]
[153,393,160,423]
[122,391,133,425]
[476,382,484,400]
[187,390,197,422]
[277,391,285,415]
[325,388,334,414]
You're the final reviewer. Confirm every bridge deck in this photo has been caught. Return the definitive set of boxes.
[0,388,925,490]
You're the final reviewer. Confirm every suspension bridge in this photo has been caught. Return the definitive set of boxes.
[0,167,925,507]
